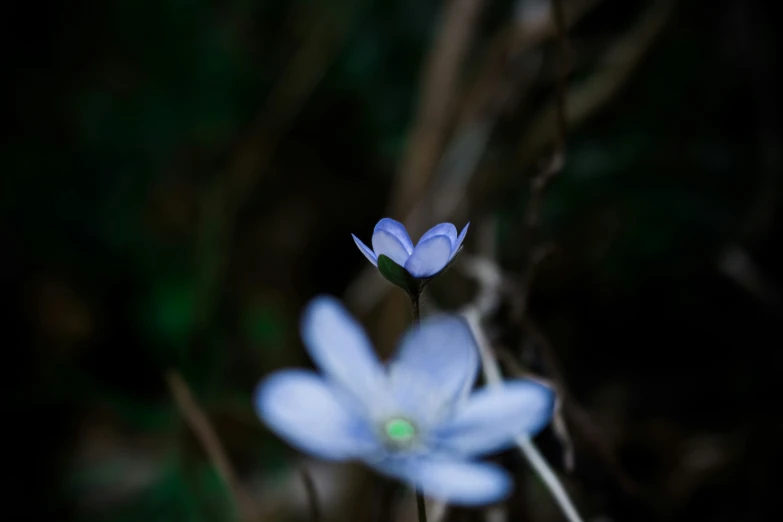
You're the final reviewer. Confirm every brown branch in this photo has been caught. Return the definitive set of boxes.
[525,0,571,244]
[463,257,643,497]
[511,0,604,54]
[519,319,643,498]
[516,0,676,359]
[508,1,674,502]
[515,0,674,170]
[551,0,571,150]
[390,0,487,227]
[166,370,260,522]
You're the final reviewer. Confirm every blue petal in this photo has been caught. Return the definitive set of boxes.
[254,370,380,460]
[418,223,458,250]
[404,235,452,278]
[450,222,470,259]
[387,316,479,425]
[431,380,554,457]
[352,234,378,266]
[372,230,411,266]
[379,457,511,506]
[300,296,387,407]
[374,218,414,254]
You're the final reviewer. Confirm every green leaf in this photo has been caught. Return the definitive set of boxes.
[377,254,421,296]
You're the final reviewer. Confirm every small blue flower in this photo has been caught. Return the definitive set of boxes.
[352,218,470,279]
[254,296,554,506]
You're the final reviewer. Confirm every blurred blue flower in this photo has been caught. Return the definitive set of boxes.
[254,296,554,506]
[352,218,470,278]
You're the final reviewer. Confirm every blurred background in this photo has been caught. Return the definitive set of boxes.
[5,0,782,520]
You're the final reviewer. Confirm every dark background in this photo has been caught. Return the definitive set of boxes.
[5,0,781,521]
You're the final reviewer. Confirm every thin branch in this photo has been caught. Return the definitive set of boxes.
[510,5,674,500]
[461,252,643,496]
[512,0,604,54]
[516,435,584,522]
[460,307,584,522]
[390,0,487,223]
[519,317,642,497]
[166,370,260,522]
[551,0,571,150]
[515,0,674,169]
[525,0,570,243]
[494,344,575,472]
[457,213,583,522]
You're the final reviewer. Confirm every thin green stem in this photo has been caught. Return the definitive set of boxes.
[410,291,424,522]
[416,490,427,522]
[411,292,421,324]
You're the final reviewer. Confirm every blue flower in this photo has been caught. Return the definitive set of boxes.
[352,218,470,279]
[254,296,554,506]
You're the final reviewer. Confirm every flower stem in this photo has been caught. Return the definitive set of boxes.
[409,291,425,522]
[299,467,320,522]
[416,490,427,522]
[410,292,421,324]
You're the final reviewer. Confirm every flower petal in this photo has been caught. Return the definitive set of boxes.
[352,234,377,266]
[374,218,414,254]
[301,296,387,407]
[403,235,452,278]
[418,223,457,250]
[372,230,411,266]
[254,370,380,460]
[380,457,511,506]
[432,380,555,457]
[387,316,479,425]
[450,222,470,259]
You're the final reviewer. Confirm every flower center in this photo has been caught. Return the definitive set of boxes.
[383,417,416,443]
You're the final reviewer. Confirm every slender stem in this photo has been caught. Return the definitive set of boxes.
[410,292,421,324]
[464,309,584,522]
[299,467,321,522]
[416,490,428,522]
[165,370,259,522]
[517,436,583,522]
[410,291,425,522]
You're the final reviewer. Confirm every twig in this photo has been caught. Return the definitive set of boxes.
[457,214,583,522]
[461,252,643,496]
[166,370,260,522]
[525,0,570,243]
[516,435,583,522]
[515,0,674,169]
[390,0,487,223]
[519,317,641,496]
[512,0,604,53]
[493,344,575,471]
[461,307,584,522]
[510,3,673,500]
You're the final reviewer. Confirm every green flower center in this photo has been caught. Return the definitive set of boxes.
[384,418,416,443]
